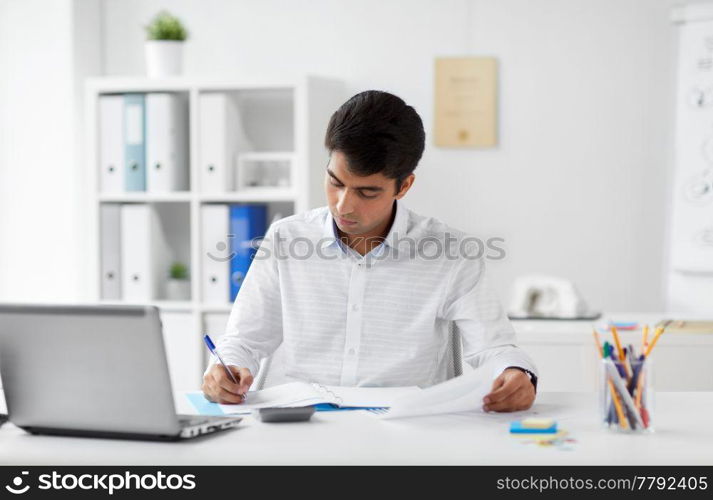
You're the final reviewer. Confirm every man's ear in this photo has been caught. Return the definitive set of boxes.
[395,174,415,199]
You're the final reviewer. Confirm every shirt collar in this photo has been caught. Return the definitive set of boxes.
[320,212,341,251]
[319,200,409,253]
[382,199,408,249]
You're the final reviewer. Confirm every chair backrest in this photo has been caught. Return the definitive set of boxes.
[253,321,464,390]
[253,354,273,390]
[445,321,464,379]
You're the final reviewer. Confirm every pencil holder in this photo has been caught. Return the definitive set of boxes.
[599,358,654,433]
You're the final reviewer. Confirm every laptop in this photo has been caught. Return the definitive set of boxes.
[0,304,241,441]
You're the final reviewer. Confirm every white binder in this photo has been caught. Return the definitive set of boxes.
[146,93,189,192]
[201,204,231,303]
[199,93,234,192]
[198,93,253,192]
[100,204,122,300]
[99,95,125,193]
[120,204,170,302]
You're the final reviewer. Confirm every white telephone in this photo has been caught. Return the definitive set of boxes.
[508,274,598,319]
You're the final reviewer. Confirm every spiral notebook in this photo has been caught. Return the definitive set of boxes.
[212,382,421,414]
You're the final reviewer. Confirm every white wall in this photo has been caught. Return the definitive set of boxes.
[0,0,78,302]
[99,0,679,312]
[0,0,101,303]
[0,0,683,312]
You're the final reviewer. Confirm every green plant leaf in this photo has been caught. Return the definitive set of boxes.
[169,262,189,280]
[145,10,188,41]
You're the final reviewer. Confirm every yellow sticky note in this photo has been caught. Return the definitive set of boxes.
[521,418,555,429]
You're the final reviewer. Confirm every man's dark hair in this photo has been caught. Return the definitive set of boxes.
[324,90,425,192]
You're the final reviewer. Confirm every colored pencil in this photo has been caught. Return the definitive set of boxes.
[593,329,603,358]
[594,328,627,429]
[611,325,625,360]
[644,326,665,358]
[608,379,629,429]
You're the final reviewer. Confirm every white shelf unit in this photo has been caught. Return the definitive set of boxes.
[85,76,345,391]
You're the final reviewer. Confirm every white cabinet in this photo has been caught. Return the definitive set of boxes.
[86,76,345,391]
[514,316,713,392]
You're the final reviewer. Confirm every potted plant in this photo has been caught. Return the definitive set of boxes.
[166,261,191,301]
[144,11,189,77]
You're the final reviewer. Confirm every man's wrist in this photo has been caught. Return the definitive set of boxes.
[504,366,538,392]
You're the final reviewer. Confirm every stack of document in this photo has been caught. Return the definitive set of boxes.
[188,364,499,419]
[201,382,422,414]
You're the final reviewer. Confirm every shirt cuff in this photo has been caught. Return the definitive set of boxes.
[503,366,538,392]
[489,350,539,387]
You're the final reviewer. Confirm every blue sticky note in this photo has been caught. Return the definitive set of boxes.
[609,321,639,331]
[510,420,558,434]
[185,392,225,416]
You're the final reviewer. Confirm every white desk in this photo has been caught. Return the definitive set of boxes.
[0,392,710,465]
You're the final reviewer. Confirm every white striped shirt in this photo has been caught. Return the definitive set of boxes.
[216,200,537,388]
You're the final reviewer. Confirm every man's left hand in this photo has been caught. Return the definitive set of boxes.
[482,368,536,412]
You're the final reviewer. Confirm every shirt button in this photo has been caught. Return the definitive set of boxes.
[348,348,356,356]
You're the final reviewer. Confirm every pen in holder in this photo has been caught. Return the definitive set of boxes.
[593,324,664,433]
[599,357,654,433]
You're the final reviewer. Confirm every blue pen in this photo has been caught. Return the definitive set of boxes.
[203,334,245,400]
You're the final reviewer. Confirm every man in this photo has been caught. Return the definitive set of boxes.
[202,90,537,412]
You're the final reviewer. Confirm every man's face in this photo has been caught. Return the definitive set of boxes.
[324,151,412,236]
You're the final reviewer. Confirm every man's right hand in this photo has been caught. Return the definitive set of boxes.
[202,365,253,404]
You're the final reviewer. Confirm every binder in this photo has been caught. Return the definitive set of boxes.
[146,93,189,192]
[120,204,170,301]
[201,204,231,303]
[199,93,234,192]
[229,204,267,300]
[100,204,122,300]
[198,93,253,192]
[124,94,146,191]
[99,95,125,193]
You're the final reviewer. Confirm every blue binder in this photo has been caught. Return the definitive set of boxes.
[229,204,267,300]
[123,94,146,191]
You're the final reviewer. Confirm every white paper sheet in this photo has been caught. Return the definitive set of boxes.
[322,385,422,407]
[377,364,494,419]
[217,382,423,414]
[219,382,326,414]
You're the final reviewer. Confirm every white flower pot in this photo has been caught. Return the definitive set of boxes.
[166,279,191,301]
[145,40,184,77]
